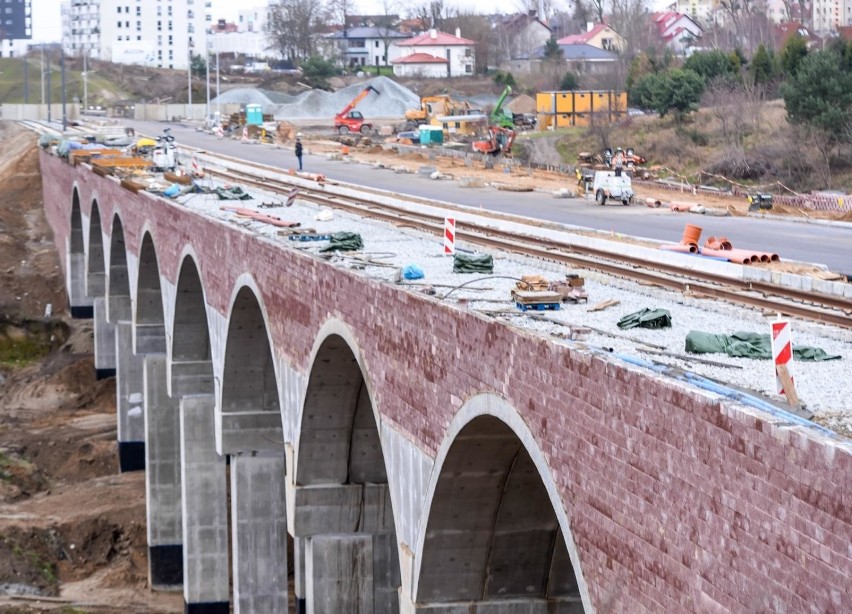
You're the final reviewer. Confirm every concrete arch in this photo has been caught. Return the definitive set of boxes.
[67,187,92,318]
[295,321,385,486]
[86,198,105,298]
[134,231,167,354]
[291,321,401,612]
[219,278,282,453]
[170,253,214,397]
[412,393,591,612]
[107,213,132,323]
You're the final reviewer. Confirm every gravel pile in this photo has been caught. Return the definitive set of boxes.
[213,77,420,120]
[178,154,852,437]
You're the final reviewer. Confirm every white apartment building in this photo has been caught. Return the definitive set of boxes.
[61,0,210,70]
[207,5,274,59]
[813,0,852,32]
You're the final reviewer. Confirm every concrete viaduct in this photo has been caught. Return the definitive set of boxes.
[40,150,850,613]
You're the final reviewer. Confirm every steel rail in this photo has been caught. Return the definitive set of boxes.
[205,167,852,329]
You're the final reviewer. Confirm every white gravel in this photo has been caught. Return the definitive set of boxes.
[173,156,852,439]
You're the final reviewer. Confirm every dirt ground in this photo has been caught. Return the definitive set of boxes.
[0,121,181,612]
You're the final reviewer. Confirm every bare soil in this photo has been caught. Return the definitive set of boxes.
[0,121,181,612]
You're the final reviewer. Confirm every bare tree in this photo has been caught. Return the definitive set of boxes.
[375,0,402,68]
[407,0,455,30]
[443,12,492,74]
[588,0,605,23]
[266,0,325,61]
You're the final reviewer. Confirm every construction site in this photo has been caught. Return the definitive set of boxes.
[0,69,850,610]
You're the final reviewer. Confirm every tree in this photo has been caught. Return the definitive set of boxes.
[266,0,324,62]
[781,50,852,186]
[543,36,563,61]
[299,55,337,88]
[190,54,207,77]
[683,49,739,84]
[560,71,579,90]
[749,44,776,85]
[634,68,704,119]
[408,0,454,30]
[588,0,605,23]
[780,34,808,76]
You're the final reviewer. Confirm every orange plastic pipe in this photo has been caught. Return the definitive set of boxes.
[660,243,699,254]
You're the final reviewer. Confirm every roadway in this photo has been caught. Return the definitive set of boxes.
[128,120,852,274]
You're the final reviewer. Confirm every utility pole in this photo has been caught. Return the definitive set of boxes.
[61,49,67,131]
[40,47,44,107]
[205,50,210,121]
[187,48,192,117]
[23,52,28,104]
[83,53,88,113]
[216,52,220,119]
[46,49,51,123]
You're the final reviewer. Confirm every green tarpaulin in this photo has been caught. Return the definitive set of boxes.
[617,308,672,330]
[319,232,363,253]
[453,253,494,274]
[215,186,253,200]
[685,331,841,361]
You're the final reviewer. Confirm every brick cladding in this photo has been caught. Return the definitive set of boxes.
[42,153,851,612]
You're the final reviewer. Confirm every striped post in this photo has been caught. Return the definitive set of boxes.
[286,188,298,207]
[191,155,203,177]
[771,319,793,396]
[443,217,456,255]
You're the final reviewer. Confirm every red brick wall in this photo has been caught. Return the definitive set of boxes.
[41,152,851,612]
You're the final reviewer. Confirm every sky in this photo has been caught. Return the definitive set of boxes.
[33,0,543,43]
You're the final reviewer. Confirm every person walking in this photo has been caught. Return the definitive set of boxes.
[295,137,304,171]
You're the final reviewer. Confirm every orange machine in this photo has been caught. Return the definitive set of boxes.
[472,126,516,155]
[334,85,380,134]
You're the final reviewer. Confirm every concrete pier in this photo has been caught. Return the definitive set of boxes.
[92,296,116,379]
[306,534,373,613]
[144,354,183,589]
[115,321,145,472]
[67,251,93,318]
[230,452,288,613]
[180,395,229,613]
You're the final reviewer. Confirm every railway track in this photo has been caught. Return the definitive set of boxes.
[207,165,852,330]
[24,120,851,330]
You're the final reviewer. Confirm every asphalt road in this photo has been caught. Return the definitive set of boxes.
[129,120,852,274]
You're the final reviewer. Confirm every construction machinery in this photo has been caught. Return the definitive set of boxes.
[472,126,516,156]
[334,85,380,135]
[404,95,482,130]
[490,86,515,129]
[592,170,634,206]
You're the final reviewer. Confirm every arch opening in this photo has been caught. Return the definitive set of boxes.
[170,257,213,396]
[107,215,131,322]
[67,188,91,317]
[135,233,166,353]
[417,415,584,610]
[86,199,105,297]
[294,332,400,612]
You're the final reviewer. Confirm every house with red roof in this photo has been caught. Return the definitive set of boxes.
[557,23,624,52]
[650,12,703,54]
[389,29,476,78]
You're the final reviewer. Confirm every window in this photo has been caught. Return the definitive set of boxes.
[464,48,472,57]
[465,65,472,73]
[117,20,121,27]
[375,41,379,48]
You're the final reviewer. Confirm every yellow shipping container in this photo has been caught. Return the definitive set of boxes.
[573,92,591,113]
[536,114,555,130]
[536,92,555,114]
[592,91,610,114]
[555,92,574,114]
[573,113,590,127]
[555,114,573,128]
[612,91,628,113]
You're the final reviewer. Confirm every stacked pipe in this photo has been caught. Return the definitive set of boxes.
[658,225,780,263]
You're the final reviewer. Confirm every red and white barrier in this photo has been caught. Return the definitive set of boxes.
[286,188,298,207]
[771,319,793,395]
[444,217,455,255]
[191,155,203,178]
[241,126,248,142]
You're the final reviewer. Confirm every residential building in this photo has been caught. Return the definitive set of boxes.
[650,11,703,54]
[324,26,409,69]
[491,11,552,68]
[0,0,31,57]
[61,0,210,70]
[208,6,276,61]
[389,29,476,77]
[508,42,618,75]
[774,21,823,49]
[813,0,852,33]
[557,23,624,52]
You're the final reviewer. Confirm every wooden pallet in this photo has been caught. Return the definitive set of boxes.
[515,301,561,312]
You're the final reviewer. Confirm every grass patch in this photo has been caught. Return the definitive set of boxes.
[0,335,52,369]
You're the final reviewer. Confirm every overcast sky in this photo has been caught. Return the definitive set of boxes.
[34,0,544,43]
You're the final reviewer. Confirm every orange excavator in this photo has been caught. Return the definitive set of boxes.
[334,85,380,135]
[472,126,516,155]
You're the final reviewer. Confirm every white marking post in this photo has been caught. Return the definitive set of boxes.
[771,318,794,397]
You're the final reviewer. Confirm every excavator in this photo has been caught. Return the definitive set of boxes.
[472,126,516,156]
[488,85,536,131]
[334,85,380,134]
[404,95,482,130]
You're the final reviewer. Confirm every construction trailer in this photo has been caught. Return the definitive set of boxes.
[536,90,627,129]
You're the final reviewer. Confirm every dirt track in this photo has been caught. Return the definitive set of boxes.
[0,121,181,612]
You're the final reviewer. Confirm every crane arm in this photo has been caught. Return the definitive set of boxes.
[490,85,514,128]
[336,85,380,119]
